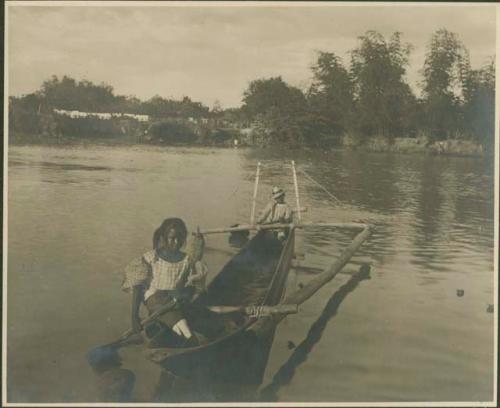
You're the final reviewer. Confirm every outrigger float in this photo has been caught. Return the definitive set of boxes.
[88,161,373,393]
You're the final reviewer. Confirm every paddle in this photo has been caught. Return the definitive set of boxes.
[87,298,179,370]
[87,299,299,369]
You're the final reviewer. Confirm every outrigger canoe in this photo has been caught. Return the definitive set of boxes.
[144,161,373,386]
[88,160,373,396]
[145,221,372,386]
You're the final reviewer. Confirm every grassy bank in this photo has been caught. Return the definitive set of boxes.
[7,131,243,149]
[343,135,487,157]
[8,112,242,147]
[8,132,141,147]
[8,121,489,158]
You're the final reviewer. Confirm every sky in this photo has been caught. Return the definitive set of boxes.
[7,2,497,109]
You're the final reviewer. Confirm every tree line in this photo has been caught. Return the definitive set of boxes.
[9,28,495,151]
[9,74,214,142]
[241,29,495,150]
[10,75,211,118]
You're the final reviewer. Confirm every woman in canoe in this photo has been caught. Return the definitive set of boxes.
[122,217,208,347]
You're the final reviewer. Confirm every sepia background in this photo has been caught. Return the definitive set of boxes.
[5,2,497,404]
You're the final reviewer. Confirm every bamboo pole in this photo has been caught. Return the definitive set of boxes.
[250,225,372,337]
[208,304,298,316]
[250,162,261,225]
[291,160,301,223]
[198,221,370,235]
[284,225,371,306]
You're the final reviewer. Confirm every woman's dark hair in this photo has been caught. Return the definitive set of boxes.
[153,218,188,250]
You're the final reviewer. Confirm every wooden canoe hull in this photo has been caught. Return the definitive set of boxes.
[146,228,296,383]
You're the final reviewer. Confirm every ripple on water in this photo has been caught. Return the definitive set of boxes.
[6,146,495,403]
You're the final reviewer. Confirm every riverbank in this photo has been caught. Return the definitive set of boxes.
[343,135,488,157]
[8,132,489,158]
[8,132,140,147]
[7,131,238,146]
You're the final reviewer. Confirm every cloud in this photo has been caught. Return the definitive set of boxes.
[7,4,496,108]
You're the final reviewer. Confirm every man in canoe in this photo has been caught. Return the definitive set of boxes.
[121,217,208,347]
[257,186,293,239]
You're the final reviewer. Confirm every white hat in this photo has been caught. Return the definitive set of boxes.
[272,186,285,199]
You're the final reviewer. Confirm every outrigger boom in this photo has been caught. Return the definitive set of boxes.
[251,222,372,339]
[199,221,371,235]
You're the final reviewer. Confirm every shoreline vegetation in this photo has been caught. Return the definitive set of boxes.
[9,132,486,158]
[9,29,494,158]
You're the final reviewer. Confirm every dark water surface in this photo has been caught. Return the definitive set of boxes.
[6,145,495,403]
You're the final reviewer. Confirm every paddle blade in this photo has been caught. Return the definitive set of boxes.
[87,346,122,373]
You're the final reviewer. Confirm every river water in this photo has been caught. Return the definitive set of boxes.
[6,144,496,403]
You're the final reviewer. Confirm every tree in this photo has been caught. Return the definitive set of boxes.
[142,95,169,118]
[242,77,308,146]
[211,99,223,115]
[350,31,416,141]
[242,77,306,118]
[39,75,118,112]
[116,95,143,114]
[421,29,470,140]
[179,96,210,118]
[462,58,495,149]
[308,52,354,139]
[9,94,44,135]
[140,95,209,119]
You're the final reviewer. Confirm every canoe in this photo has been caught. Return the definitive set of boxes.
[87,160,374,403]
[146,227,296,384]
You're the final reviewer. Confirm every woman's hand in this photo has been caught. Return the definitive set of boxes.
[188,261,208,284]
[131,285,144,333]
[186,273,202,286]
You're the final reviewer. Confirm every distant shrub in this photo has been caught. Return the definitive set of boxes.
[209,128,239,145]
[9,107,42,135]
[53,115,144,139]
[146,121,197,144]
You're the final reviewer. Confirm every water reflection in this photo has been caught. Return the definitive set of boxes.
[7,145,494,403]
[410,156,494,277]
[259,265,371,401]
[9,158,112,172]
